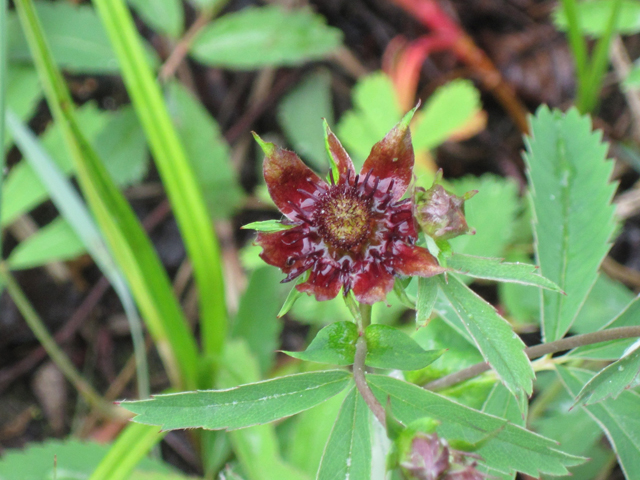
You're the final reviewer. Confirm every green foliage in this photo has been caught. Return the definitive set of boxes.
[242,220,293,232]
[278,70,334,171]
[283,321,358,366]
[554,0,640,35]
[190,6,343,69]
[411,79,481,152]
[368,375,585,476]
[0,438,186,480]
[364,324,444,371]
[623,62,640,89]
[438,275,534,407]
[166,81,243,220]
[127,0,184,38]
[573,342,640,405]
[524,107,617,342]
[558,366,640,479]
[317,387,371,480]
[123,370,352,430]
[416,276,438,328]
[447,253,562,291]
[7,1,120,73]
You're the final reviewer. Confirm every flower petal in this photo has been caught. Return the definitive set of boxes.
[256,227,316,280]
[352,263,395,304]
[324,121,356,183]
[392,244,445,277]
[255,133,326,221]
[361,107,417,202]
[297,262,342,301]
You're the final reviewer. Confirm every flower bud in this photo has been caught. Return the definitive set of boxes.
[414,171,477,241]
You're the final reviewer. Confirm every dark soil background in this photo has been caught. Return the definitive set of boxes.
[1,0,639,478]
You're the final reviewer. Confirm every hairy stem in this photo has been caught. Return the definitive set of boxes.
[354,335,386,428]
[425,326,640,391]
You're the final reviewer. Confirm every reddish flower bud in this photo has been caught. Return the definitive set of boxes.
[414,171,477,241]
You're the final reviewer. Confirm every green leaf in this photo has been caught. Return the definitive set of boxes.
[557,366,640,479]
[284,321,358,366]
[284,390,347,477]
[218,340,311,480]
[624,62,640,90]
[448,253,562,291]
[277,70,334,171]
[438,275,534,404]
[368,375,585,477]
[336,71,401,167]
[412,79,482,151]
[524,106,617,341]
[317,386,371,480]
[93,0,227,358]
[15,0,199,390]
[573,342,640,405]
[448,174,520,258]
[0,437,186,480]
[166,81,243,220]
[570,273,634,334]
[127,0,184,38]
[4,64,41,147]
[232,267,288,374]
[572,292,640,360]
[7,1,119,73]
[364,324,444,371]
[190,6,343,69]
[2,104,148,226]
[241,220,292,233]
[553,0,640,36]
[7,217,84,269]
[123,370,352,431]
[416,276,438,328]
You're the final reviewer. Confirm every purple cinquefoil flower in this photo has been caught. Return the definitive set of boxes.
[253,114,445,304]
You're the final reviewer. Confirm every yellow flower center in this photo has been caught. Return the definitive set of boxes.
[315,186,371,250]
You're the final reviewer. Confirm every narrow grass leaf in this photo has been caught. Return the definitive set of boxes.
[6,111,150,397]
[447,254,562,291]
[3,65,41,148]
[122,370,352,431]
[573,341,640,405]
[88,423,167,480]
[368,375,585,477]
[14,0,199,389]
[438,275,534,404]
[412,79,482,151]
[557,366,640,479]
[524,107,617,341]
[190,6,342,69]
[93,0,227,357]
[364,324,444,371]
[553,0,640,36]
[317,386,371,480]
[277,70,334,171]
[416,276,438,328]
[283,321,358,366]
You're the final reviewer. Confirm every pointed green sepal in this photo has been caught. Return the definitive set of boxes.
[251,131,276,156]
[323,118,340,182]
[241,220,293,233]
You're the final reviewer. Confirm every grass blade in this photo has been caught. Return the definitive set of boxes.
[0,0,6,228]
[6,110,150,398]
[13,0,199,390]
[92,0,227,359]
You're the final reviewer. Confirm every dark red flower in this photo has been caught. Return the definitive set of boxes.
[254,114,445,304]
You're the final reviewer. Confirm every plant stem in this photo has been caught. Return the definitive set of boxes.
[424,326,640,391]
[354,336,386,428]
[0,262,127,420]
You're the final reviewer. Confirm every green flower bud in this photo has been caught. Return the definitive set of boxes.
[414,171,477,240]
